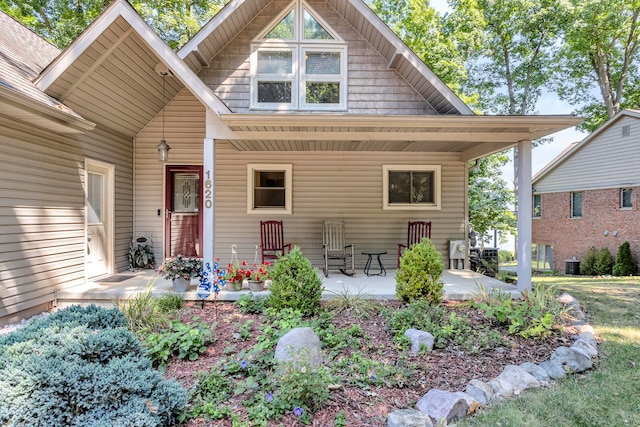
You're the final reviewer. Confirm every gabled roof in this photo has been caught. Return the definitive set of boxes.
[34,0,229,138]
[533,109,640,184]
[0,11,94,133]
[178,0,472,115]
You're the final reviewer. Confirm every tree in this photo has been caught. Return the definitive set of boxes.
[468,152,516,243]
[555,0,640,132]
[0,0,227,49]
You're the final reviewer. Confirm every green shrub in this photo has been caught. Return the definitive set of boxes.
[268,246,323,317]
[145,319,214,368]
[613,241,637,276]
[0,305,187,426]
[156,292,185,313]
[498,250,514,262]
[579,246,598,275]
[594,247,615,275]
[115,283,170,334]
[236,292,270,314]
[395,238,444,303]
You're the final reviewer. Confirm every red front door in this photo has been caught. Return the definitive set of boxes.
[165,165,203,258]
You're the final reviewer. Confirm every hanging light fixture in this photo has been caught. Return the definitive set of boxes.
[157,71,171,162]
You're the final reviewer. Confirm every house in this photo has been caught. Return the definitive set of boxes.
[0,0,580,325]
[532,109,640,272]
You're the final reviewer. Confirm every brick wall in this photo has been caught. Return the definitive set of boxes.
[532,187,639,272]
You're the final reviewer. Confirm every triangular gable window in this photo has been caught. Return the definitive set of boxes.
[252,1,346,111]
[265,10,295,40]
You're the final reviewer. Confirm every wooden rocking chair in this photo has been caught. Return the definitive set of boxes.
[259,220,291,264]
[397,221,432,267]
[323,220,355,277]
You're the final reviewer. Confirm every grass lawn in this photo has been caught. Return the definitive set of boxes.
[459,275,640,427]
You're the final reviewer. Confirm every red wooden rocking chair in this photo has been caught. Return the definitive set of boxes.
[259,220,291,264]
[397,221,432,267]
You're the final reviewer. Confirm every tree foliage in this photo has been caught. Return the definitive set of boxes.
[0,0,227,49]
[555,0,640,131]
[468,152,516,243]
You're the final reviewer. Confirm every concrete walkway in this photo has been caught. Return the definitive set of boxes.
[55,268,520,309]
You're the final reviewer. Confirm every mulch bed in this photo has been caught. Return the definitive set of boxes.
[165,300,575,427]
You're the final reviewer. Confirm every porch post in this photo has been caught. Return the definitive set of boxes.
[203,138,214,266]
[516,139,532,292]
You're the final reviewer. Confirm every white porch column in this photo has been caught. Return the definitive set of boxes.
[516,139,532,292]
[203,137,214,266]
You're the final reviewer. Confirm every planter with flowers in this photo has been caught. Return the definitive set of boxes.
[225,261,251,291]
[158,255,203,292]
[248,262,271,292]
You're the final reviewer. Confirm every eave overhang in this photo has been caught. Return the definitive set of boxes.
[215,114,583,161]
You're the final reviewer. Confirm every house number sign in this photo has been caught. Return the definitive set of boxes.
[204,170,213,209]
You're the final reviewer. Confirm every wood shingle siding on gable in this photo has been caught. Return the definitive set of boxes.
[535,115,640,193]
[201,0,436,115]
[0,116,132,325]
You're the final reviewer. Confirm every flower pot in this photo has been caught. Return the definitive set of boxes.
[172,277,191,292]
[248,280,265,292]
[226,280,243,291]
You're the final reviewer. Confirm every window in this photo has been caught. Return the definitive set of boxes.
[251,1,347,110]
[571,191,582,218]
[532,244,553,271]
[383,165,441,210]
[247,164,292,214]
[621,188,633,209]
[622,124,631,137]
[532,194,541,218]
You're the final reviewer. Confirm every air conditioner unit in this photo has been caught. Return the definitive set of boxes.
[449,240,467,269]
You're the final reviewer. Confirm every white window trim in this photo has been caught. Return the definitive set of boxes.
[382,165,441,210]
[250,0,347,111]
[247,164,293,215]
[620,188,633,209]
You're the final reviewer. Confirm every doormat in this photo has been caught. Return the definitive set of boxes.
[96,275,135,283]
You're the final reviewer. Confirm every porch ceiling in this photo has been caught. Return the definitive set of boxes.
[218,114,583,160]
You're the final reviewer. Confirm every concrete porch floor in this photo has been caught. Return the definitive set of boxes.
[55,268,521,309]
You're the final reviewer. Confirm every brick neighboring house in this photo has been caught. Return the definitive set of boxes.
[532,109,640,273]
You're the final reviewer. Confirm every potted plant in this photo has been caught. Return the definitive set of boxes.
[158,255,203,292]
[248,261,270,292]
[225,261,251,291]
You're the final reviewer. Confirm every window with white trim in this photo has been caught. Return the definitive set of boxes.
[247,164,292,214]
[533,194,541,218]
[621,188,633,209]
[571,191,582,218]
[251,1,347,110]
[383,165,441,210]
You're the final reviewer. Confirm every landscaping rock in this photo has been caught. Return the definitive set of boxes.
[274,327,323,368]
[539,360,567,380]
[578,332,598,347]
[497,365,541,395]
[572,338,598,357]
[465,379,494,405]
[558,293,581,310]
[488,378,514,401]
[416,389,468,425]
[519,362,551,385]
[577,324,596,336]
[404,329,435,354]
[454,391,482,415]
[387,409,433,427]
[550,346,593,373]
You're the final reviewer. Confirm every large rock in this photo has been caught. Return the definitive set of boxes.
[454,391,482,415]
[550,346,593,373]
[404,329,435,354]
[274,327,322,368]
[573,338,598,357]
[539,360,567,380]
[488,378,514,401]
[497,365,541,395]
[519,362,551,385]
[387,409,433,427]
[416,389,468,425]
[465,379,494,405]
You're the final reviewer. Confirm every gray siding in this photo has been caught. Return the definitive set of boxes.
[536,116,640,193]
[200,0,436,115]
[0,116,132,324]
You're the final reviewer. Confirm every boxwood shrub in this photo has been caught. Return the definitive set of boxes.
[0,305,187,427]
